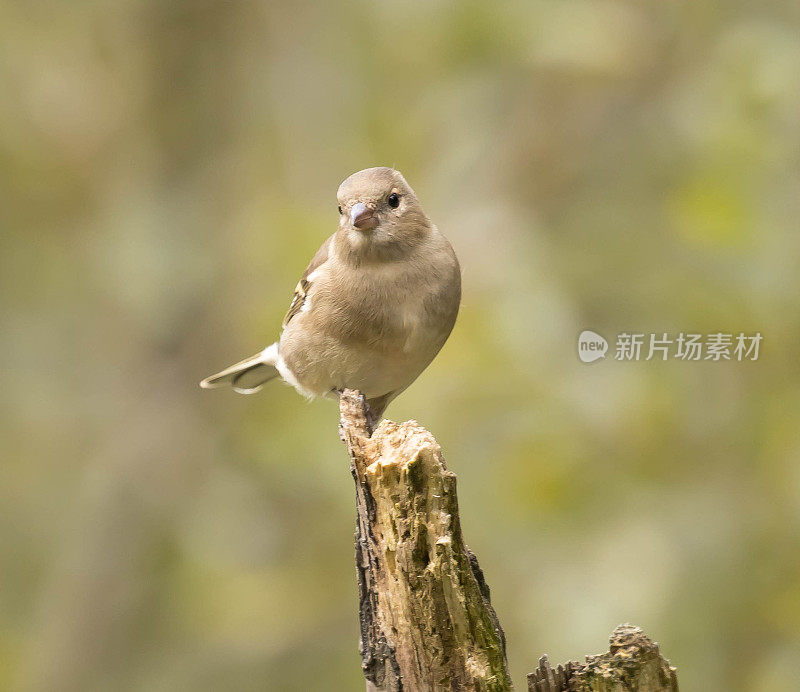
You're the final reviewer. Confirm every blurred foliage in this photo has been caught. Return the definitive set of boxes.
[2,1,800,690]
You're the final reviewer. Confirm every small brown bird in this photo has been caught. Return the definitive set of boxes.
[200,167,461,419]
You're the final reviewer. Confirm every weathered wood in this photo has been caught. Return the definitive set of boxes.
[339,390,513,692]
[338,391,679,691]
[527,625,679,692]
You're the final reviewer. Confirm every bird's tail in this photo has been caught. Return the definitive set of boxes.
[199,344,280,394]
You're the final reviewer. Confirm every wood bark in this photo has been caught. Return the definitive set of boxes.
[528,624,679,691]
[339,390,512,691]
[338,391,679,692]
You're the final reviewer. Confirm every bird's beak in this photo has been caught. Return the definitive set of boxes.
[350,202,377,231]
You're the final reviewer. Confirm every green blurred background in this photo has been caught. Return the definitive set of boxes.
[2,1,799,690]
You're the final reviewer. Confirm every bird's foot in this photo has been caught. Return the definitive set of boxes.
[364,403,379,435]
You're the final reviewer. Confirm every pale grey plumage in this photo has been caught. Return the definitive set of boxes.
[200,167,461,419]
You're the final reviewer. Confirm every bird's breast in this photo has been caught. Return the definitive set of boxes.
[278,237,460,399]
[321,261,449,352]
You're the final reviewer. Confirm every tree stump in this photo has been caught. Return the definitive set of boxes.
[339,390,513,692]
[338,391,679,692]
[528,625,679,692]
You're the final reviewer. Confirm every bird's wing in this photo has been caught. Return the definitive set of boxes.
[282,234,333,328]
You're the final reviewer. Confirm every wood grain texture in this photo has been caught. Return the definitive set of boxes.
[339,390,512,692]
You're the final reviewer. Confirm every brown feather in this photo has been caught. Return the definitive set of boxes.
[282,234,332,327]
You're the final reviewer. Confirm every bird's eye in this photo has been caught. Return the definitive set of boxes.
[387,193,400,208]
[338,205,343,214]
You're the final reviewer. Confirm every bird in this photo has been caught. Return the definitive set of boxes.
[200,167,461,422]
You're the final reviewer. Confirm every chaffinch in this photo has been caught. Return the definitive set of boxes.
[200,167,461,419]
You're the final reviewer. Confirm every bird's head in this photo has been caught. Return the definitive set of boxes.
[335,167,431,261]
